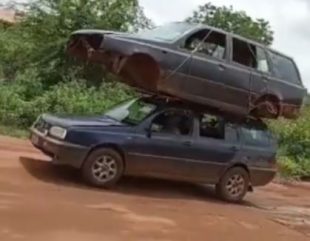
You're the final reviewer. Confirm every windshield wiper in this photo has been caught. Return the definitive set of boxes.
[100,115,120,122]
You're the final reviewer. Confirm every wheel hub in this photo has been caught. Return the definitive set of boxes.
[91,155,117,182]
[226,174,245,197]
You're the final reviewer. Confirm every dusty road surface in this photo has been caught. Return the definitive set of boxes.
[0,136,309,241]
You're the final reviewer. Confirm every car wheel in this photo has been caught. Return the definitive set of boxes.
[216,167,249,203]
[253,98,280,119]
[82,148,124,188]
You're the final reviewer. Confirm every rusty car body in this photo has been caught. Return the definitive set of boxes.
[67,22,307,119]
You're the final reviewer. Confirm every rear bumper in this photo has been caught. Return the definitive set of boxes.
[280,103,302,119]
[249,167,277,186]
[30,128,88,169]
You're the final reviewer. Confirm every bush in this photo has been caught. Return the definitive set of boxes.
[0,78,133,128]
[278,155,305,179]
[270,106,310,179]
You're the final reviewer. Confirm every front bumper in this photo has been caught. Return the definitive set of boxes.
[30,128,88,169]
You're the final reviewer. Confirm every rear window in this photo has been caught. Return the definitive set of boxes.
[268,51,300,83]
[241,127,271,146]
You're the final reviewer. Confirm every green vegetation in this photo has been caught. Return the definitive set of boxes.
[0,1,308,178]
[186,3,274,45]
[270,105,310,179]
[0,125,28,139]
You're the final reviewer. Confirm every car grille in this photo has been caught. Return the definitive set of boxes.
[34,117,51,134]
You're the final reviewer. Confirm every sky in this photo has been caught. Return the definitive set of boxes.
[139,0,310,90]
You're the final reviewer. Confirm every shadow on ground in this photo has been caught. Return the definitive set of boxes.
[19,156,252,206]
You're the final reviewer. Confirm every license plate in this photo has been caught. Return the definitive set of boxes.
[31,134,39,145]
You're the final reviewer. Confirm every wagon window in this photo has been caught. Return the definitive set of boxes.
[199,114,225,139]
[232,38,256,68]
[232,39,271,73]
[151,110,193,136]
[256,47,270,73]
[185,29,226,59]
[241,127,271,146]
[268,51,301,83]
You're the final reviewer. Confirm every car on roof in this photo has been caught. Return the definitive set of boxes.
[67,22,307,120]
[30,96,277,202]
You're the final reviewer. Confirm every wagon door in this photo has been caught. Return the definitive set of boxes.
[249,46,271,110]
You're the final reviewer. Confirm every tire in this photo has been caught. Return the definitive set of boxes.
[216,167,250,203]
[253,98,280,119]
[82,148,124,188]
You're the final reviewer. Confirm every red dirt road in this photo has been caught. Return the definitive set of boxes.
[0,136,309,241]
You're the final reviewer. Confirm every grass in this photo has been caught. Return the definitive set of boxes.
[0,125,29,139]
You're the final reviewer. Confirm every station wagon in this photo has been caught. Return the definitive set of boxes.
[30,97,277,202]
[67,22,307,119]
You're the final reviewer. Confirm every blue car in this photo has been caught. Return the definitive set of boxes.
[30,96,277,202]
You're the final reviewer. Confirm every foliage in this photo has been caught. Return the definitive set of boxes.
[270,106,310,178]
[0,76,133,128]
[0,0,142,127]
[0,0,153,85]
[0,125,28,139]
[186,2,274,45]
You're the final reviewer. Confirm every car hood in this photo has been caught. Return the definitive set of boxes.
[41,114,126,128]
[66,29,171,93]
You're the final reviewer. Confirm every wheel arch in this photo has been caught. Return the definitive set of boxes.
[252,92,283,118]
[119,52,161,91]
[83,143,126,169]
[222,163,251,180]
[254,93,282,104]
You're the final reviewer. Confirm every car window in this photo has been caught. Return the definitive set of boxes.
[105,99,157,125]
[199,114,225,139]
[256,47,270,73]
[151,110,193,136]
[184,29,226,59]
[133,22,194,42]
[232,38,256,67]
[268,51,301,83]
[241,127,271,146]
[232,39,271,73]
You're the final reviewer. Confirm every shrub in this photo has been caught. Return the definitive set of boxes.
[0,79,134,128]
[270,106,310,179]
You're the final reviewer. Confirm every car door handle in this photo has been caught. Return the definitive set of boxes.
[218,63,226,71]
[183,141,193,147]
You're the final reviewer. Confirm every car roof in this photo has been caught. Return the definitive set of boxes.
[70,22,294,61]
[142,95,269,130]
[174,22,294,60]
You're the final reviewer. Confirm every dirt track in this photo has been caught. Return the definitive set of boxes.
[0,136,309,241]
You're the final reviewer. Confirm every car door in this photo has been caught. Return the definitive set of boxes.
[249,46,271,105]
[223,37,256,114]
[180,114,240,183]
[240,126,275,163]
[126,109,196,180]
[177,28,233,109]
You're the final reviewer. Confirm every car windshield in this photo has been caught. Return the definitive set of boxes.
[105,99,157,125]
[133,22,194,42]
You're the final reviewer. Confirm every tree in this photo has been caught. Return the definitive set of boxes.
[0,0,153,85]
[186,3,273,45]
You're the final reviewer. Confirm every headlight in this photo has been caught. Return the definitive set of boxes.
[49,126,67,139]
